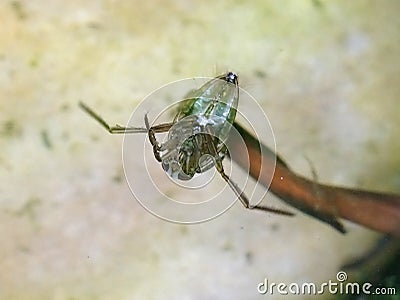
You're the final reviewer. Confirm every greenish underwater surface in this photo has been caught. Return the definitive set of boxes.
[0,1,399,299]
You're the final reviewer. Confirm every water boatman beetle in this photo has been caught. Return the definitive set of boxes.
[79,72,293,216]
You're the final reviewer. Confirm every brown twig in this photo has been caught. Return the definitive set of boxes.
[229,122,400,236]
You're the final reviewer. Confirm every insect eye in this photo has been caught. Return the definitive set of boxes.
[226,72,238,84]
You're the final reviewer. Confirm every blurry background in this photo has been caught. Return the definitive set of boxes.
[1,1,399,299]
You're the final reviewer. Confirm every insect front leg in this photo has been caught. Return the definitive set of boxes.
[144,114,174,162]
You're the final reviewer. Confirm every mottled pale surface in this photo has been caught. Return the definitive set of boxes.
[0,1,399,299]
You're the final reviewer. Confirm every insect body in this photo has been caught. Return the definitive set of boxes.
[79,72,292,216]
[158,72,238,181]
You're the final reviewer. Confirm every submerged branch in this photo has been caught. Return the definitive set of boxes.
[229,122,400,236]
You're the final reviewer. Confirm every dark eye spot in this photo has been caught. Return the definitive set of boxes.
[226,72,238,84]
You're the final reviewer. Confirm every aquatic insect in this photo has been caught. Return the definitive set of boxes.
[79,72,292,216]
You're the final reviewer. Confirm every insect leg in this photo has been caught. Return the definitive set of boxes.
[203,131,293,216]
[144,114,174,162]
[79,102,148,134]
[215,159,293,216]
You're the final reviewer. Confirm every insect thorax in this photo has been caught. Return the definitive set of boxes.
[160,114,227,181]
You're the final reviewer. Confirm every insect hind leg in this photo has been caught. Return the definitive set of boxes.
[202,132,293,216]
[79,102,148,134]
[215,160,293,216]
